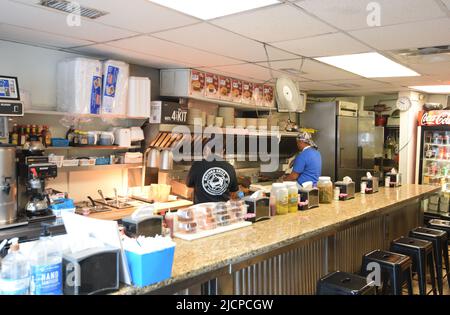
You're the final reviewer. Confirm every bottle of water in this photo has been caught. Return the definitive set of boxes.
[29,226,63,295]
[0,238,30,295]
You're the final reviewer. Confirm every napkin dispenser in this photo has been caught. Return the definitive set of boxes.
[298,187,319,210]
[122,215,163,237]
[334,181,355,200]
[62,246,120,295]
[387,173,402,187]
[361,177,379,194]
[243,197,271,222]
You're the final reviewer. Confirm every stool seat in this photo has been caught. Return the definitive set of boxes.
[410,227,450,295]
[361,250,413,295]
[317,271,376,295]
[391,236,437,295]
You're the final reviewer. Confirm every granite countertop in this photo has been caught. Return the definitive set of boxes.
[115,184,439,295]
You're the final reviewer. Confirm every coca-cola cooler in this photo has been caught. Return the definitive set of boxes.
[416,110,450,186]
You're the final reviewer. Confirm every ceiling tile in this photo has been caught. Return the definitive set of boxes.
[1,0,137,42]
[70,44,193,69]
[294,59,362,80]
[107,35,243,67]
[374,75,447,85]
[74,0,200,33]
[442,0,450,10]
[320,78,393,89]
[210,63,284,82]
[0,23,93,48]
[196,67,260,83]
[295,0,446,31]
[407,61,450,77]
[349,18,450,50]
[272,32,371,57]
[152,23,299,62]
[210,4,335,43]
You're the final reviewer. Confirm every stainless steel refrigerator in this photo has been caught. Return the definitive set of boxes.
[299,101,378,191]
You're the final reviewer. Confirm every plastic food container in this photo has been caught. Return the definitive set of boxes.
[62,159,79,167]
[318,176,333,203]
[79,158,96,166]
[51,138,69,147]
[48,155,64,168]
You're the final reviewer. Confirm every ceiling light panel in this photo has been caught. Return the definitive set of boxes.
[410,85,450,94]
[148,0,280,20]
[315,52,420,78]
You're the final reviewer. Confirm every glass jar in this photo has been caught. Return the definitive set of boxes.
[275,185,289,215]
[270,183,284,216]
[283,182,299,213]
[318,176,333,204]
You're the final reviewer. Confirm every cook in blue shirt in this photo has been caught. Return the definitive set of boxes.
[282,132,322,186]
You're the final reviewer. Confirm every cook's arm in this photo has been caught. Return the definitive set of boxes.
[282,171,300,182]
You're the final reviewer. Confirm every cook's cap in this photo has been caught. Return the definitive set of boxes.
[297,131,317,148]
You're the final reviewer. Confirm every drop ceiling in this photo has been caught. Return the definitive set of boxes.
[0,0,449,95]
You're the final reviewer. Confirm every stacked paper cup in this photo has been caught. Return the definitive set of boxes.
[218,107,235,128]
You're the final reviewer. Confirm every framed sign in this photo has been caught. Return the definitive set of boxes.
[0,76,20,101]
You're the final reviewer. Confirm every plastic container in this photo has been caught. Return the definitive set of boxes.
[284,182,299,213]
[275,185,289,215]
[270,183,284,216]
[0,238,30,295]
[48,155,64,168]
[95,156,111,165]
[29,227,63,295]
[62,159,79,167]
[79,158,96,166]
[51,138,69,147]
[124,245,175,288]
[318,176,333,204]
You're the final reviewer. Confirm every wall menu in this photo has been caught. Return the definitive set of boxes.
[189,70,275,107]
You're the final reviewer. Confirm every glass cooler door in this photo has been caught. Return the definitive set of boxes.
[421,128,450,186]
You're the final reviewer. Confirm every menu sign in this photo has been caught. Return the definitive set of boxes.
[242,81,253,105]
[263,85,274,107]
[218,76,231,101]
[204,73,219,99]
[418,110,450,126]
[253,84,263,106]
[189,70,205,97]
[231,79,242,103]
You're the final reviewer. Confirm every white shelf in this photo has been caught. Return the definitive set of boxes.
[24,109,149,120]
[59,164,143,172]
[424,158,450,163]
[17,145,141,151]
[158,124,297,137]
[180,95,277,112]
[425,143,450,147]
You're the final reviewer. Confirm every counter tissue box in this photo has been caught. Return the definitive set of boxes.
[123,235,175,288]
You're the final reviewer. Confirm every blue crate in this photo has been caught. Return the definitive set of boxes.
[125,246,175,288]
[95,157,111,165]
[51,138,70,147]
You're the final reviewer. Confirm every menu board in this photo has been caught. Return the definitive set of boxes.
[242,81,254,105]
[231,79,242,103]
[204,72,219,99]
[0,76,19,100]
[253,84,264,106]
[189,70,205,97]
[263,85,274,108]
[218,76,231,101]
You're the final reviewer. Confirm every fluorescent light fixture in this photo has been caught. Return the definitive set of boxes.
[410,85,450,94]
[148,0,280,20]
[315,52,420,78]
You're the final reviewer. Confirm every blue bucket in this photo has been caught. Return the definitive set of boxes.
[125,246,175,288]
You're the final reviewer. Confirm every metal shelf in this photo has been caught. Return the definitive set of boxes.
[425,143,450,147]
[424,158,450,163]
[17,145,141,151]
[24,109,149,120]
[59,164,143,172]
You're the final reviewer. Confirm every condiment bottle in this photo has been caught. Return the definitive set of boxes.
[275,184,289,215]
[283,182,299,213]
[318,176,333,203]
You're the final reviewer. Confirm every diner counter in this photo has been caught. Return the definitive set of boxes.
[116,184,439,295]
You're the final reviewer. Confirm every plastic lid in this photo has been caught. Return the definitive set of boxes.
[272,183,285,189]
[319,176,331,181]
[283,181,297,187]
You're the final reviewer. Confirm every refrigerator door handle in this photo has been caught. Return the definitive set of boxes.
[339,147,343,168]
[357,146,363,168]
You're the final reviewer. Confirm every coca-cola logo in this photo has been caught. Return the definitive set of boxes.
[420,111,450,126]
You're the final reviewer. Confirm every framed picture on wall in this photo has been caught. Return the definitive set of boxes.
[0,76,20,101]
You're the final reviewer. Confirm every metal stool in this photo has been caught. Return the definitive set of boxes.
[410,227,450,294]
[361,250,413,295]
[316,271,376,295]
[390,237,437,295]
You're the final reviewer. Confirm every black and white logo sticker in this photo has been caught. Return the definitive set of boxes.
[202,167,230,196]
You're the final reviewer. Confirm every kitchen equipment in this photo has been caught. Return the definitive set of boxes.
[114,128,131,148]
[62,246,120,295]
[0,144,17,224]
[275,76,305,112]
[334,181,356,200]
[22,135,45,155]
[122,215,163,237]
[98,189,107,205]
[386,172,402,187]
[98,132,115,146]
[298,187,319,211]
[160,150,173,171]
[130,127,145,142]
[361,176,379,194]
[95,196,133,209]
[300,101,379,192]
[243,197,270,223]
[113,188,119,208]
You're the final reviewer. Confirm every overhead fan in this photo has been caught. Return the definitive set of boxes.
[275,76,306,113]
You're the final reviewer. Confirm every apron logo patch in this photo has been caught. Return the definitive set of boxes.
[202,167,230,196]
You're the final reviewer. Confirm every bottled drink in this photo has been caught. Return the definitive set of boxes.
[275,185,289,215]
[19,125,26,146]
[0,238,30,295]
[10,124,18,145]
[42,126,52,147]
[29,227,63,295]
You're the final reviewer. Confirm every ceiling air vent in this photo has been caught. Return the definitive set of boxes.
[39,0,108,19]
[395,45,450,56]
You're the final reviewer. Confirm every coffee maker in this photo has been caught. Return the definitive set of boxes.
[18,156,57,219]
